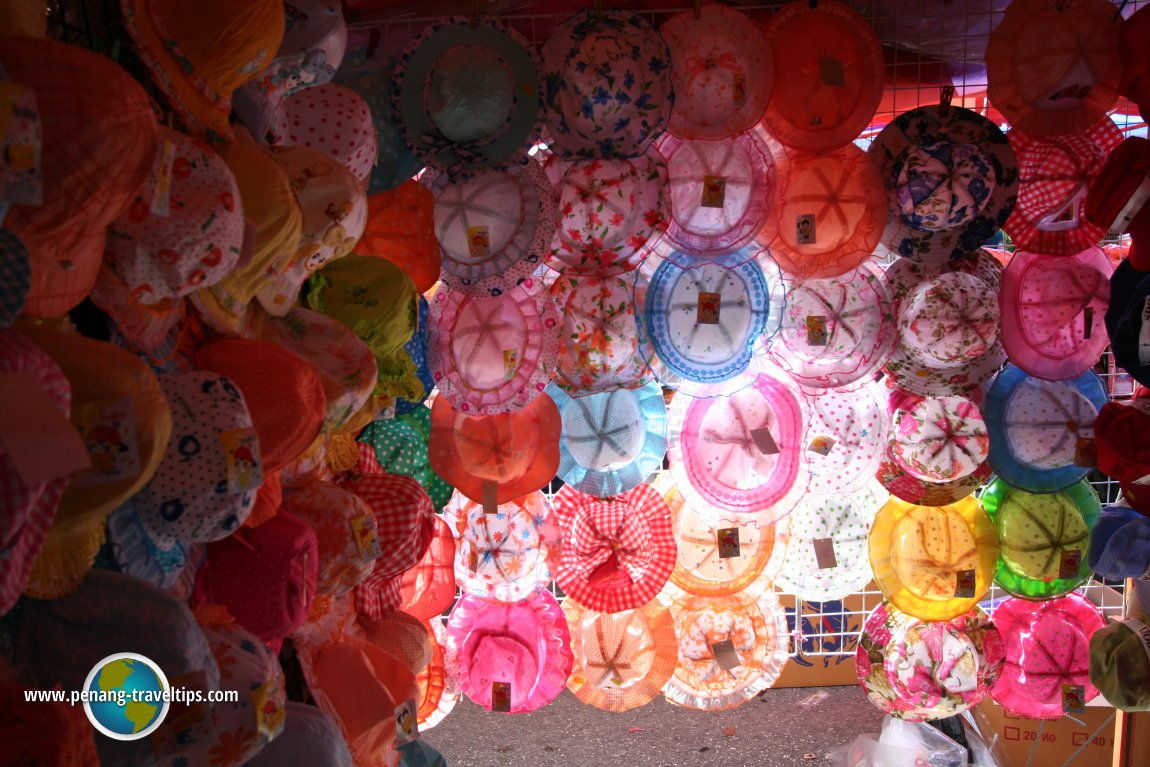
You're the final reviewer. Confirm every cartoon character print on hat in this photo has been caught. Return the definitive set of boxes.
[136,372,263,548]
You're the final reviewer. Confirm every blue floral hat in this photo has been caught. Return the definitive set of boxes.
[870,103,1019,262]
[548,380,668,498]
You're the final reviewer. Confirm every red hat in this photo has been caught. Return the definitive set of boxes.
[1085,136,1150,271]
[1119,4,1150,118]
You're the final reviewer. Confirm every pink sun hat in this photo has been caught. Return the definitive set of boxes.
[446,588,573,714]
[1000,246,1112,381]
[991,594,1106,720]
[890,394,990,483]
[1003,120,1123,256]
[552,483,677,614]
[273,82,378,184]
[655,130,775,257]
[660,4,773,141]
[667,368,806,523]
[801,381,890,496]
[770,262,896,391]
[428,278,559,415]
[280,480,380,597]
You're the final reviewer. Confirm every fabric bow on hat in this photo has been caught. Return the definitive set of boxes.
[569,499,654,587]
[417,131,487,179]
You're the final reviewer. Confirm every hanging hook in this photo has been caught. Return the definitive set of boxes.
[469,0,483,28]
[693,0,703,19]
[939,84,955,118]
[593,0,604,20]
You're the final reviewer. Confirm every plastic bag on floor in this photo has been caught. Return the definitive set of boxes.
[826,716,967,767]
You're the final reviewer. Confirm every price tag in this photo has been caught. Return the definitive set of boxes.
[467,225,491,260]
[813,538,838,569]
[806,315,828,346]
[351,515,383,560]
[750,427,779,454]
[0,373,90,486]
[697,292,722,325]
[711,639,742,672]
[819,57,846,87]
[0,81,43,207]
[394,698,419,745]
[491,681,512,712]
[1059,549,1083,579]
[1062,684,1086,714]
[954,569,976,598]
[221,426,263,493]
[732,73,747,105]
[503,348,519,379]
[151,139,176,216]
[701,175,726,208]
[72,396,141,488]
[251,677,286,740]
[482,479,500,515]
[717,528,740,559]
[1074,437,1096,468]
[807,436,836,456]
[795,213,817,245]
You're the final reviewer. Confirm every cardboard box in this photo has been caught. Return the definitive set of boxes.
[774,590,876,688]
[972,699,1117,767]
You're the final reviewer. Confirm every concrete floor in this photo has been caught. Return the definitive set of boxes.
[423,685,885,767]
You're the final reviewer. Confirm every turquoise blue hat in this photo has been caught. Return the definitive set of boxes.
[398,739,448,767]
[548,380,668,498]
[395,296,432,416]
[340,63,423,194]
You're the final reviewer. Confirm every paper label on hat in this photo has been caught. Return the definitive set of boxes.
[150,139,176,217]
[1074,437,1097,469]
[220,426,263,493]
[503,348,520,380]
[819,57,846,87]
[394,698,419,745]
[710,639,742,672]
[1121,620,1150,666]
[1059,548,1083,579]
[1062,684,1086,714]
[796,214,817,245]
[491,681,512,712]
[482,479,500,514]
[1139,297,1150,366]
[717,527,741,558]
[351,515,383,561]
[252,676,286,741]
[750,427,779,454]
[0,372,91,486]
[701,176,726,208]
[954,569,977,598]
[807,436,836,456]
[0,81,43,207]
[806,315,828,346]
[72,396,141,488]
[697,292,722,324]
[467,226,491,260]
[813,538,838,569]
[732,73,747,105]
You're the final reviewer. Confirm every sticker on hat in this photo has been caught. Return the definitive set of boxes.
[541,10,672,159]
[660,4,773,141]
[984,364,1108,493]
[982,477,1099,599]
[394,16,541,175]
[856,602,1003,721]
[429,156,557,297]
[550,382,667,499]
[802,381,890,496]
[868,495,1000,622]
[770,262,895,390]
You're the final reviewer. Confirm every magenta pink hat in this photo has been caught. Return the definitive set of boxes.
[446,588,573,713]
[273,82,377,183]
[1000,246,1112,381]
[990,594,1106,720]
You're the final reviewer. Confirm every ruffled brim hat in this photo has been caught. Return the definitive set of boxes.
[801,381,890,496]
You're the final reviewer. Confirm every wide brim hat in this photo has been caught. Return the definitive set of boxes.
[1096,398,1150,487]
[1106,260,1150,388]
[358,611,434,677]
[871,104,1018,263]
[986,0,1121,137]
[762,142,888,280]
[890,394,989,483]
[660,476,779,602]
[429,277,559,415]
[340,63,424,195]
[1084,137,1150,270]
[563,598,677,712]
[802,381,890,496]
[394,405,454,510]
[760,0,884,153]
[774,484,886,603]
[417,618,461,730]
[398,515,456,621]
[394,17,542,175]
[1000,246,1112,380]
[356,180,441,294]
[550,271,657,394]
[1090,618,1150,712]
[120,0,284,143]
[991,594,1105,720]
[428,392,561,506]
[982,477,1099,599]
[281,480,380,597]
[541,9,672,159]
[868,495,1000,622]
[274,82,377,182]
[1089,505,1150,580]
[550,382,667,499]
[667,368,805,521]
[770,262,895,390]
[0,330,72,615]
[395,297,434,416]
[984,365,1108,492]
[1003,120,1124,256]
[446,589,573,714]
[1,37,157,316]
[856,602,1003,721]
[427,156,557,297]
[641,248,783,388]
[663,590,789,711]
[545,148,669,276]
[876,443,993,508]
[443,489,560,602]
[18,326,172,599]
[655,131,775,257]
[1120,3,1150,114]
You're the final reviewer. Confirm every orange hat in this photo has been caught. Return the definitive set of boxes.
[398,515,456,622]
[1,37,157,317]
[356,181,441,293]
[359,611,434,676]
[0,677,100,765]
